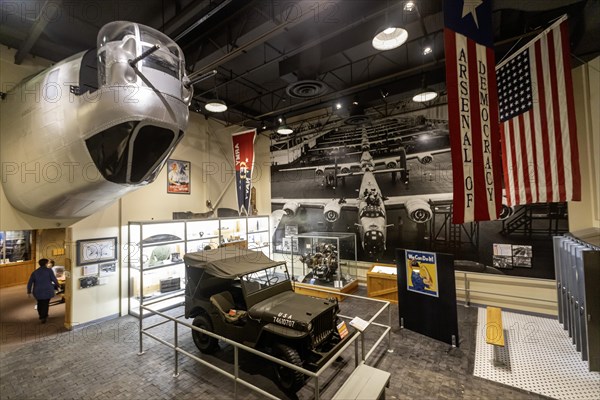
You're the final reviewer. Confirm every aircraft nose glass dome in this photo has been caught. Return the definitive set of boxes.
[364,230,385,255]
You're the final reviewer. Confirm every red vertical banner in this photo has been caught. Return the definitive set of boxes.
[232,129,256,215]
[444,0,503,224]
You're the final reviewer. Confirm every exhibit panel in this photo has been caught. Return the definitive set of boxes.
[397,248,459,347]
[552,234,600,372]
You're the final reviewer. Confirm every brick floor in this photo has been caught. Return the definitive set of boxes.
[0,288,550,400]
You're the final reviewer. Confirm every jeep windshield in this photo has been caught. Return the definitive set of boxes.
[241,264,290,295]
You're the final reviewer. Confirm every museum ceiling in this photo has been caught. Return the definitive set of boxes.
[1,0,599,139]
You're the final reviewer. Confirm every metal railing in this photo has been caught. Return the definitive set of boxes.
[138,288,392,400]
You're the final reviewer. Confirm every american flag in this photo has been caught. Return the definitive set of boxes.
[497,16,581,206]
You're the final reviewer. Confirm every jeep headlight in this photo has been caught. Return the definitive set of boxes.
[307,322,313,331]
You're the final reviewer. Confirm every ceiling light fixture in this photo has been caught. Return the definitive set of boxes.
[277,124,293,135]
[423,46,432,55]
[372,26,408,51]
[277,116,293,135]
[413,75,438,102]
[335,102,342,110]
[205,73,227,112]
[205,99,227,112]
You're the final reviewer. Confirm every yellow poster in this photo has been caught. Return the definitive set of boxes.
[406,250,438,297]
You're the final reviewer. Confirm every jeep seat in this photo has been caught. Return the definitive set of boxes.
[210,291,247,323]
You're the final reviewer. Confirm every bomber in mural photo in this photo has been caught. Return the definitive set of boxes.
[270,115,455,260]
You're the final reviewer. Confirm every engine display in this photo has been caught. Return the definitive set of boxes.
[299,242,338,282]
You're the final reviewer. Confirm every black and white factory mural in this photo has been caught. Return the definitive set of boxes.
[270,105,568,280]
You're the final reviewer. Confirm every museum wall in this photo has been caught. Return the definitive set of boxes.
[569,56,600,231]
[69,203,121,326]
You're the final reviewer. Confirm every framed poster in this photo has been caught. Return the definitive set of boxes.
[405,249,439,297]
[167,159,190,194]
[76,237,118,266]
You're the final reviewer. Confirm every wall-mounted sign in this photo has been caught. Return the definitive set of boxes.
[493,243,533,269]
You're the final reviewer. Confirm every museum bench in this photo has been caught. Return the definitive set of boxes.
[332,362,391,400]
[485,306,505,347]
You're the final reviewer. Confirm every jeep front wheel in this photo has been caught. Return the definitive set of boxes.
[273,343,304,393]
[192,315,219,354]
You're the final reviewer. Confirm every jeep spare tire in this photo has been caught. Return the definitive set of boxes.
[273,343,304,393]
[192,315,219,354]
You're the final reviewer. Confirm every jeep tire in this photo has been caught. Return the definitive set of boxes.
[192,314,219,354]
[273,343,304,393]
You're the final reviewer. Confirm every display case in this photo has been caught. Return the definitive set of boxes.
[128,221,187,317]
[246,216,271,255]
[290,232,358,301]
[128,216,271,316]
[186,219,220,252]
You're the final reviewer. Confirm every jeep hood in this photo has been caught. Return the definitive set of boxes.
[248,291,336,328]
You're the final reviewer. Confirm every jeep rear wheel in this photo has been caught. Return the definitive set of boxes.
[192,315,219,354]
[273,343,304,393]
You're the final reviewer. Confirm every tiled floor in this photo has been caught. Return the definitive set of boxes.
[474,308,600,400]
[0,284,66,353]
[0,287,552,400]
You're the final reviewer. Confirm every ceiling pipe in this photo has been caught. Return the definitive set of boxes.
[189,1,343,78]
[14,0,63,65]
[174,0,234,41]
[196,1,421,97]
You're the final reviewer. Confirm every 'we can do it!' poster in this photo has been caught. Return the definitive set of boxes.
[406,250,439,297]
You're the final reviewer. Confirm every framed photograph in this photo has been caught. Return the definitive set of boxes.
[167,159,191,194]
[76,237,118,266]
[99,262,117,276]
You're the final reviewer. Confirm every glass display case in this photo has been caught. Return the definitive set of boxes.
[290,232,358,298]
[247,216,271,256]
[187,219,220,252]
[128,221,186,317]
[128,216,271,316]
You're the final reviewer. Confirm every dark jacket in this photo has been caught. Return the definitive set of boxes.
[27,267,59,300]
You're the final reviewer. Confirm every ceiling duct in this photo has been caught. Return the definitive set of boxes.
[285,80,329,99]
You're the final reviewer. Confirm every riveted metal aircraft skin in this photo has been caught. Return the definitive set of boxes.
[1,21,192,218]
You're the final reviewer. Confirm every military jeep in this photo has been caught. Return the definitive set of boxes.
[184,248,353,393]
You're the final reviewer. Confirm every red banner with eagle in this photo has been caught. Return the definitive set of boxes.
[232,129,256,216]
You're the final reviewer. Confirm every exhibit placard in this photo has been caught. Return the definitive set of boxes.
[397,249,459,347]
